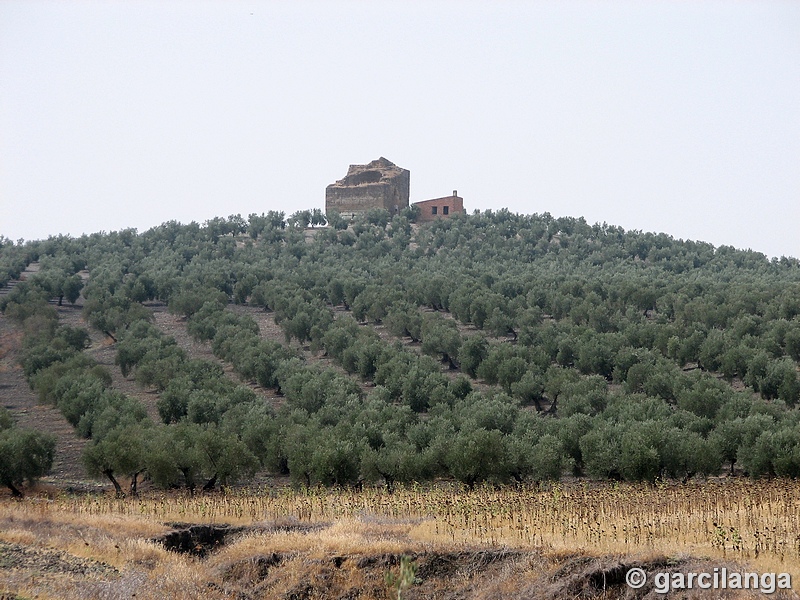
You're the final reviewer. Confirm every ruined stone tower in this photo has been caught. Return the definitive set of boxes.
[325,157,410,218]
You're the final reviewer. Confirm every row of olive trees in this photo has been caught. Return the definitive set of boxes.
[295,265,800,409]
[256,254,798,419]
[6,209,800,488]
[252,209,800,407]
[181,279,800,484]
[0,259,263,495]
[123,212,800,483]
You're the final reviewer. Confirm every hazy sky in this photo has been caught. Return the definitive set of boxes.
[2,1,798,258]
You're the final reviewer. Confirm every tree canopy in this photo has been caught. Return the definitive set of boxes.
[3,208,800,491]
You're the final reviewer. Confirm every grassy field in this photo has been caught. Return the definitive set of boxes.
[1,479,798,599]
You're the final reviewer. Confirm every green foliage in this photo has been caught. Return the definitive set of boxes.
[677,374,732,420]
[420,314,462,369]
[445,427,513,488]
[661,428,721,479]
[6,208,800,489]
[0,407,13,431]
[169,288,229,318]
[385,555,417,600]
[618,429,661,482]
[580,423,622,479]
[0,424,56,497]
[143,422,258,490]
[555,375,608,416]
[525,434,573,481]
[83,423,150,489]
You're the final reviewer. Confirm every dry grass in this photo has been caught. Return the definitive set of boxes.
[1,479,798,599]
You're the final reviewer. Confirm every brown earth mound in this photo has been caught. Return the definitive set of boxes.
[217,549,768,600]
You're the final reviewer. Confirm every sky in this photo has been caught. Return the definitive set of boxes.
[1,1,798,258]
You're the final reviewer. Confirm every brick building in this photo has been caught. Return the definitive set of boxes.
[413,191,465,222]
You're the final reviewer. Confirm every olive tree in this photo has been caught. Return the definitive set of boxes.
[0,410,56,498]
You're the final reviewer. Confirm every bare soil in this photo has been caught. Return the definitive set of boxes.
[0,541,117,579]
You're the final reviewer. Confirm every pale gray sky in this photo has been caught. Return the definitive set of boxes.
[2,1,798,258]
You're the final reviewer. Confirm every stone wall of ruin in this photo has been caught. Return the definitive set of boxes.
[325,158,410,217]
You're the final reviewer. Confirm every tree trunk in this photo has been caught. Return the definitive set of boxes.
[103,469,125,498]
[180,467,196,495]
[5,481,24,499]
[202,473,218,492]
[444,355,459,370]
[130,471,142,497]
